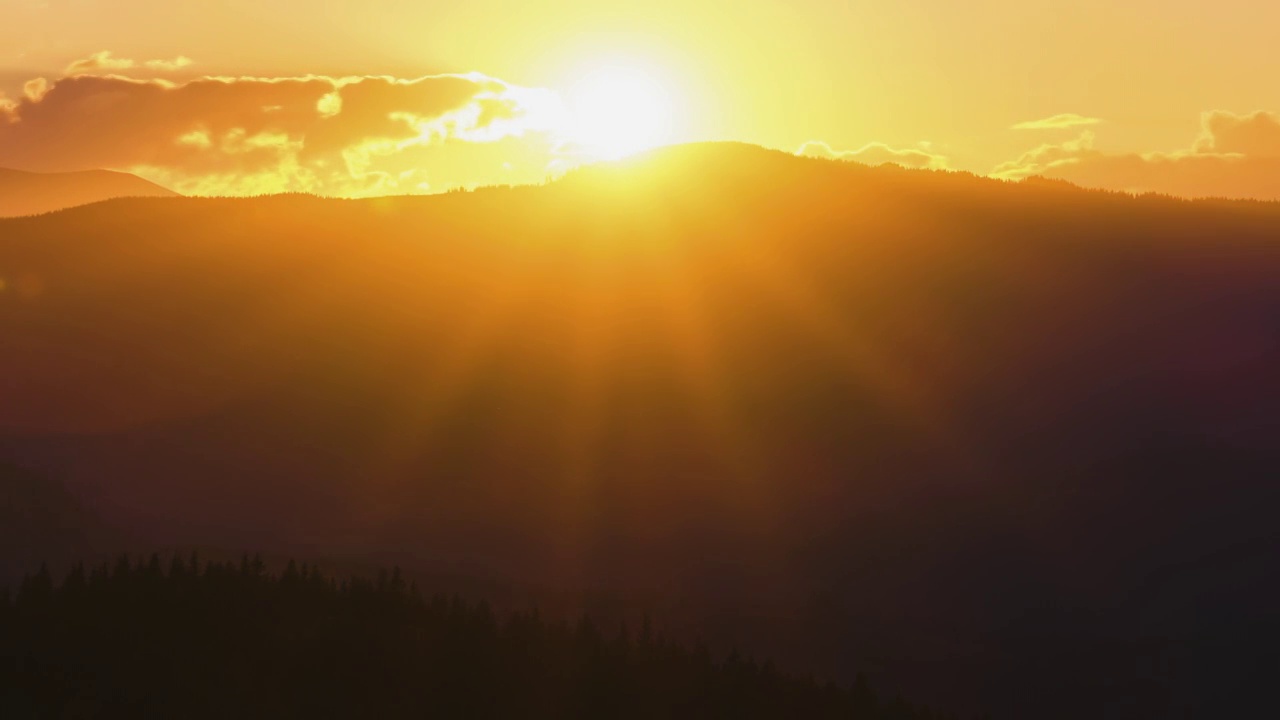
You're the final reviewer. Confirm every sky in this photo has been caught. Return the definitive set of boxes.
[2,0,1280,198]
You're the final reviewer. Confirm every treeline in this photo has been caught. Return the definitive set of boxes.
[0,555,964,719]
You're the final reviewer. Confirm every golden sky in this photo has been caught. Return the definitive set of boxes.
[3,0,1280,198]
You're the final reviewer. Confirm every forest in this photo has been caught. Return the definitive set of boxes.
[1,554,957,719]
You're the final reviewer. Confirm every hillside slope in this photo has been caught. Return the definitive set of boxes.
[0,463,118,583]
[0,167,177,217]
[1,143,1277,717]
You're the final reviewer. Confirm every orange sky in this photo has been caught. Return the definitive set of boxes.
[2,0,1279,199]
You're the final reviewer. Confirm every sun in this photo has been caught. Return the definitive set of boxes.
[564,64,675,160]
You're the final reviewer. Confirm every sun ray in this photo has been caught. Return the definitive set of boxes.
[718,224,987,480]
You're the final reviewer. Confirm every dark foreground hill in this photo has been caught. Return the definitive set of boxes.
[1,143,1278,717]
[0,167,177,217]
[1,555,948,719]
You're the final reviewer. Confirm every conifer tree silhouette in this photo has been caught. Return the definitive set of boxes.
[0,553,962,719]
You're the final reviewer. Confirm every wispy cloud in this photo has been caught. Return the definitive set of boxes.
[144,56,194,72]
[1011,113,1103,131]
[796,140,948,170]
[65,51,136,75]
[64,51,193,76]
[993,111,1280,200]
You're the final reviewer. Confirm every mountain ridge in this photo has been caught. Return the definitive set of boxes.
[8,141,1279,220]
[1,142,1278,717]
[0,166,178,218]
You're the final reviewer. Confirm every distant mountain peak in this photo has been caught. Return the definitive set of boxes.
[0,167,178,218]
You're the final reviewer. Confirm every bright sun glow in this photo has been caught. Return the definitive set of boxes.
[565,65,675,160]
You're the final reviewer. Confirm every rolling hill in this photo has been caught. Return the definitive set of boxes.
[1,143,1277,717]
[0,167,177,217]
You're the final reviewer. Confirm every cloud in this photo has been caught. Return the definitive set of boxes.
[1193,110,1280,157]
[993,111,1280,200]
[1011,113,1103,130]
[65,51,135,75]
[0,70,568,196]
[797,140,948,170]
[22,77,48,102]
[64,51,195,76]
[145,56,195,72]
[990,131,1103,180]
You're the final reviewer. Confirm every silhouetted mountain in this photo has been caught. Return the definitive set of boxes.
[0,167,177,217]
[2,142,1278,717]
